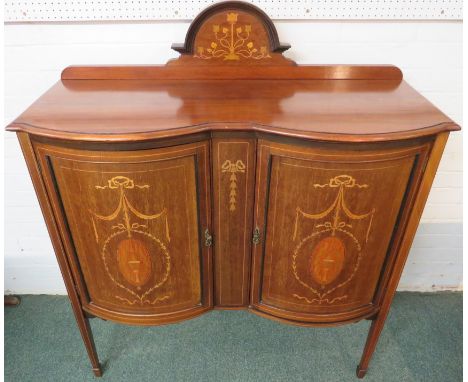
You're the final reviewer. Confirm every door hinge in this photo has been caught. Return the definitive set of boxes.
[252,227,261,245]
[204,229,213,247]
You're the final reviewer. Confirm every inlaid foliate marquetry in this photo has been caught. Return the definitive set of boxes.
[194,12,271,61]
[171,1,290,65]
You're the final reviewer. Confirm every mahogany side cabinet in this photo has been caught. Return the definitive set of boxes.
[6,1,460,378]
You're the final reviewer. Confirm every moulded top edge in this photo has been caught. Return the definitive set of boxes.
[6,121,460,144]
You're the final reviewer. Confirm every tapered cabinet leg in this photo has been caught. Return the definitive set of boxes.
[355,133,450,378]
[356,365,367,378]
[17,133,102,377]
[356,316,386,378]
[70,305,102,377]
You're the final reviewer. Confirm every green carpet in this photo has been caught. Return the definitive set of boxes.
[4,292,462,382]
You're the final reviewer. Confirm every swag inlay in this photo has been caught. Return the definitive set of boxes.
[221,159,246,211]
[91,176,171,306]
[292,175,376,305]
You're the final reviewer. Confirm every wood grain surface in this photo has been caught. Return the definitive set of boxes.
[7,78,458,142]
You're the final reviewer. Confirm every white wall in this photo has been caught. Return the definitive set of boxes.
[4,20,462,294]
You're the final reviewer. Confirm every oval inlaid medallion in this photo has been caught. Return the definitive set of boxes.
[310,236,345,286]
[117,238,152,287]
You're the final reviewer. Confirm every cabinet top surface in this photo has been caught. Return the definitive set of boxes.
[6,1,460,142]
[7,77,458,142]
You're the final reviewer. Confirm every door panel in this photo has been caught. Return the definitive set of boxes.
[251,140,429,323]
[212,138,256,306]
[35,142,212,322]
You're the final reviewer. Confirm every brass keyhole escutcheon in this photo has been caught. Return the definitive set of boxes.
[204,229,213,247]
[252,227,261,245]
